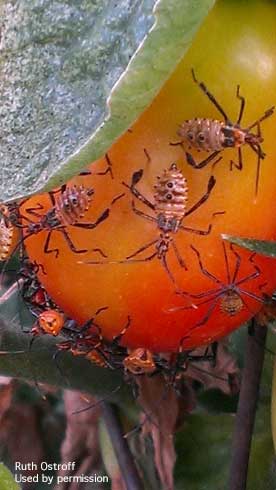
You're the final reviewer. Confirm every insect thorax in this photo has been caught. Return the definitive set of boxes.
[55,185,92,226]
[220,290,243,316]
[178,118,225,151]
[154,164,188,231]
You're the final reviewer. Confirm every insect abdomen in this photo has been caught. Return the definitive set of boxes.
[154,163,188,221]
[55,185,93,225]
[178,118,225,151]
[0,218,19,261]
[220,291,243,316]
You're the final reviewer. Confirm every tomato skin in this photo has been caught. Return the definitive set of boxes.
[24,0,276,352]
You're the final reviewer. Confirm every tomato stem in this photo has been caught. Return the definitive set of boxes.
[228,318,267,490]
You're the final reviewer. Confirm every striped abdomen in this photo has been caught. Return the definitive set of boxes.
[55,185,93,226]
[154,163,188,223]
[178,118,226,151]
[0,218,19,261]
[220,291,243,316]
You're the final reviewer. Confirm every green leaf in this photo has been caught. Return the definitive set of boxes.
[222,234,276,258]
[0,0,215,202]
[0,463,20,490]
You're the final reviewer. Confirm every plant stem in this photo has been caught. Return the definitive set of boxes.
[102,402,144,490]
[228,319,267,490]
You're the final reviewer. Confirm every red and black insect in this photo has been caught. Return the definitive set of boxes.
[172,242,266,331]
[84,163,223,285]
[123,348,157,375]
[18,257,50,309]
[175,69,274,195]
[31,309,66,337]
[56,310,131,371]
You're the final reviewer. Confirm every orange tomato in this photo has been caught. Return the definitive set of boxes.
[24,0,276,352]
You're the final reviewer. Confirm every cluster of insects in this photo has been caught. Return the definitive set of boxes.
[0,70,274,387]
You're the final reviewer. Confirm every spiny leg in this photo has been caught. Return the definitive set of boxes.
[185,175,216,217]
[185,150,221,170]
[191,68,231,123]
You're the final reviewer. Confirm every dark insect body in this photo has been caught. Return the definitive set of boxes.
[175,69,274,195]
[56,310,131,372]
[19,258,51,310]
[172,242,266,333]
[84,163,223,285]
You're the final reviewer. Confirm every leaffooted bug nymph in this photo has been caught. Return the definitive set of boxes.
[15,185,124,258]
[175,69,274,195]
[170,242,266,332]
[83,163,224,285]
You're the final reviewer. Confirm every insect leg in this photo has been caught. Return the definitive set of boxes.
[185,175,216,217]
[230,147,243,171]
[73,193,124,230]
[190,245,224,285]
[238,289,265,304]
[235,253,261,286]
[246,106,275,131]
[171,239,188,270]
[236,85,246,125]
[192,296,221,329]
[191,69,231,123]
[24,202,44,218]
[79,154,114,179]
[161,254,177,285]
[48,185,66,205]
[72,208,109,229]
[44,231,60,258]
[185,150,221,170]
[60,229,89,254]
[130,200,157,223]
[126,238,159,260]
[112,316,131,345]
[122,170,155,210]
[180,211,225,235]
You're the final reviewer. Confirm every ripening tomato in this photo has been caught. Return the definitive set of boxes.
[24,0,276,352]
